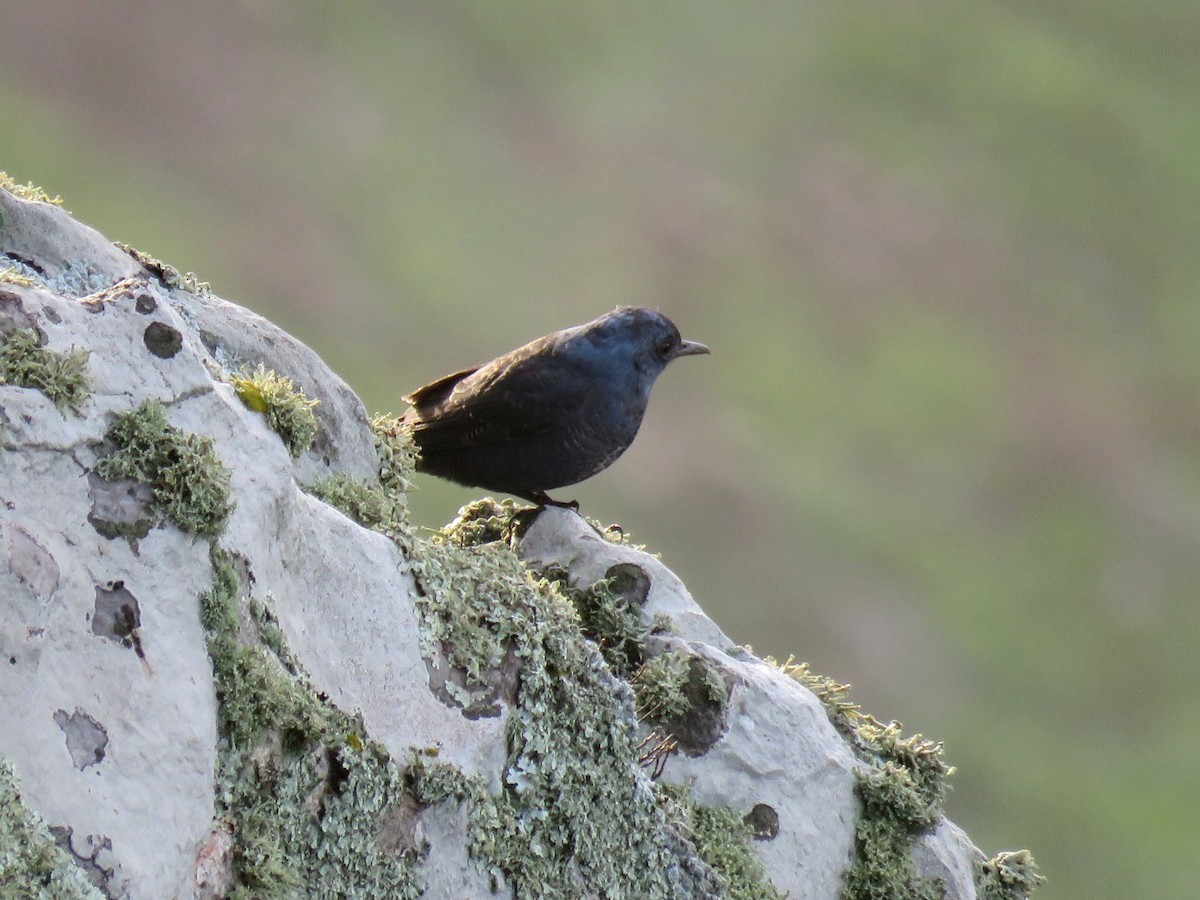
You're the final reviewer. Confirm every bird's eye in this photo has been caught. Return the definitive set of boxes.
[655,338,674,359]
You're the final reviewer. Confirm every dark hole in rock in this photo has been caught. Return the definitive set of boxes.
[135,293,157,314]
[143,321,183,358]
[657,655,736,757]
[744,803,780,840]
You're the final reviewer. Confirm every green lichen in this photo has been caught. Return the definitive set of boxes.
[768,656,1040,898]
[406,501,733,897]
[0,267,35,287]
[305,415,418,545]
[844,758,944,900]
[372,413,419,498]
[0,758,103,899]
[768,655,861,740]
[201,548,423,898]
[115,242,210,295]
[95,400,233,538]
[0,327,90,409]
[635,649,693,720]
[406,750,474,806]
[307,474,403,534]
[561,567,650,679]
[0,171,65,208]
[976,850,1044,900]
[667,790,785,900]
[230,365,319,457]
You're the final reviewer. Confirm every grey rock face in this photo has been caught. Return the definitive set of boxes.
[0,185,1016,899]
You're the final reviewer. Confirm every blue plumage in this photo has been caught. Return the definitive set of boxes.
[401,307,709,507]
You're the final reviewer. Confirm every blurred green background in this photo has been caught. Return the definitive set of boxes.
[3,3,1196,897]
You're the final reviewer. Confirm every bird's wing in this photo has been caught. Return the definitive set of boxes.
[403,343,587,452]
[402,366,479,409]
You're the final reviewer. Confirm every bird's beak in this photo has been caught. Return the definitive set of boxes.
[672,339,710,359]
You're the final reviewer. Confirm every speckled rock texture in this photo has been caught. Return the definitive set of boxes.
[0,186,1009,899]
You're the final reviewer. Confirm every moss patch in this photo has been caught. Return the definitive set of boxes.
[976,850,1044,900]
[95,400,233,538]
[675,790,785,900]
[230,365,319,457]
[768,657,1041,900]
[0,327,90,409]
[0,758,103,899]
[406,502,718,896]
[201,548,423,898]
[0,268,35,287]
[115,242,210,295]
[0,171,65,208]
[305,415,417,545]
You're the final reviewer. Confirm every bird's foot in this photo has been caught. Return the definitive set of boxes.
[528,491,580,512]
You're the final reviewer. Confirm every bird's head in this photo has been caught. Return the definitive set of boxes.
[577,306,710,378]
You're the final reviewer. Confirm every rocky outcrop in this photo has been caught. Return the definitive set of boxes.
[0,179,1039,899]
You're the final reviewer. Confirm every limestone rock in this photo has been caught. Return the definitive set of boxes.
[0,184,1037,899]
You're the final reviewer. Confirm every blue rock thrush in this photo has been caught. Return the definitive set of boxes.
[401,306,709,507]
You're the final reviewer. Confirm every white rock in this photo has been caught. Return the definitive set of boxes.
[0,185,1015,899]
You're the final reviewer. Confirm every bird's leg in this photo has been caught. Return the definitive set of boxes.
[523,490,579,512]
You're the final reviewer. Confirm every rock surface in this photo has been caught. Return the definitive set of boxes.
[0,184,1035,899]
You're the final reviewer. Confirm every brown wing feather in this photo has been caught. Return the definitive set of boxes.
[402,340,584,453]
[402,366,479,409]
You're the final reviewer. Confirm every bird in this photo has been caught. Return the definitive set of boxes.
[400,306,709,508]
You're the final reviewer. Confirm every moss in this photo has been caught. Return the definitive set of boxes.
[768,656,1039,899]
[0,171,65,208]
[230,365,319,457]
[673,792,785,900]
[307,474,402,534]
[634,649,693,720]
[95,400,233,538]
[201,548,423,898]
[561,567,650,679]
[115,242,210,295]
[305,415,418,545]
[0,758,103,899]
[976,850,1044,900]
[768,655,861,741]
[0,267,35,287]
[405,501,732,897]
[0,327,90,409]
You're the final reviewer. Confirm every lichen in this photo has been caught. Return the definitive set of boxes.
[371,413,419,500]
[0,171,65,208]
[0,327,90,409]
[95,400,233,538]
[305,415,418,545]
[635,649,694,720]
[405,501,734,897]
[230,365,319,457]
[201,548,423,898]
[768,655,861,740]
[561,566,650,679]
[976,849,1044,900]
[307,474,403,534]
[115,242,211,295]
[661,787,784,900]
[0,758,103,899]
[0,267,35,287]
[766,657,1039,899]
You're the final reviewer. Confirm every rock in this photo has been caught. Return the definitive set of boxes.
[0,182,1039,899]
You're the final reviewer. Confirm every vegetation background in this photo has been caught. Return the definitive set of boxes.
[3,3,1195,897]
